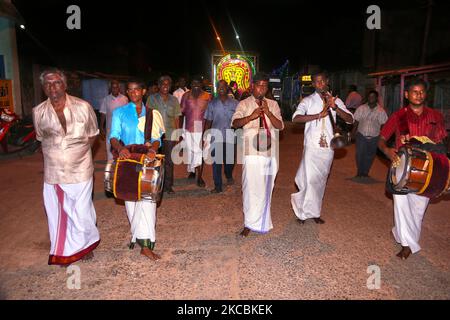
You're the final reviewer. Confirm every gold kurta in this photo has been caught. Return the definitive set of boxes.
[32,94,99,184]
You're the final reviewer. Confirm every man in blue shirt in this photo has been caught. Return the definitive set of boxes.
[203,80,239,193]
[110,80,165,261]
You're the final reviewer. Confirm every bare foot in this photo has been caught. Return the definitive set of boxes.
[396,246,412,260]
[81,251,94,262]
[313,218,325,224]
[140,247,161,261]
[197,178,206,187]
[240,227,250,237]
[187,172,195,179]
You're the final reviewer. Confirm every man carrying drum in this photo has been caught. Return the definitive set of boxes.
[378,78,448,260]
[110,80,165,261]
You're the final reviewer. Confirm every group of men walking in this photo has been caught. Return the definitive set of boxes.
[31,68,447,265]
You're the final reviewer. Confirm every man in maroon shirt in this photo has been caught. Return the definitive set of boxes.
[180,76,211,187]
[378,78,448,260]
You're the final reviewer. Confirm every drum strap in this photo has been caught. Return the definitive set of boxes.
[144,107,154,143]
[398,107,410,136]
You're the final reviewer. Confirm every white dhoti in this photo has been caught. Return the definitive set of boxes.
[242,155,278,233]
[43,178,100,265]
[392,193,429,253]
[125,200,156,247]
[185,131,203,173]
[291,147,334,220]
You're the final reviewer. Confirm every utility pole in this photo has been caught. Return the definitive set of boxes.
[420,0,433,65]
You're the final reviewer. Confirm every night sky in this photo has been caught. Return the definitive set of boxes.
[12,0,449,78]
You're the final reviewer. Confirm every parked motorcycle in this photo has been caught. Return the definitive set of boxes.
[0,108,40,155]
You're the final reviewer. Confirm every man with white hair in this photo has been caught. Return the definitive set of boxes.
[32,69,100,265]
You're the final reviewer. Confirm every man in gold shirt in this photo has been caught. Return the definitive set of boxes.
[231,73,284,237]
[32,69,100,266]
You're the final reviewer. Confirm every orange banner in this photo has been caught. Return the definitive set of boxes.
[0,79,14,112]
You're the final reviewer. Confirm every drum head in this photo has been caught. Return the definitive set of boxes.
[394,153,407,183]
[104,162,116,193]
[391,152,409,188]
[140,158,165,201]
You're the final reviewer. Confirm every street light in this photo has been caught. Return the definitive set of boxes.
[216,36,221,41]
[235,35,239,39]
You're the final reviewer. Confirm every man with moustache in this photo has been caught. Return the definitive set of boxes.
[147,75,181,194]
[352,90,387,180]
[32,69,100,265]
[378,78,448,260]
[231,73,284,237]
[203,80,239,193]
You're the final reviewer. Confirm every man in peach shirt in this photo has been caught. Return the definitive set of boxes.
[32,69,100,266]
[231,73,284,237]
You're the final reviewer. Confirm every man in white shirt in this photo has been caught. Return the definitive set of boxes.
[291,72,354,224]
[173,76,189,104]
[352,90,388,180]
[231,73,284,237]
[99,80,128,162]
